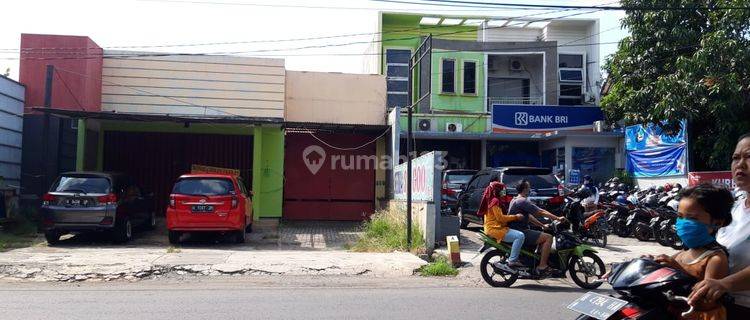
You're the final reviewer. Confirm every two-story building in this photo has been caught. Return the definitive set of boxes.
[369,12,623,183]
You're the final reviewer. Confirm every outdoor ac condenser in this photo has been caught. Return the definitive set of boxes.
[445,122,463,133]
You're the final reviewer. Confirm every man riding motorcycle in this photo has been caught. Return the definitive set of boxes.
[507,179,566,275]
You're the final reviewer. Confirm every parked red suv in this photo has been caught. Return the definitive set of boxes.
[166,173,252,244]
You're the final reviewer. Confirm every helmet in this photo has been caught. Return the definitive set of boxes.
[576,185,593,199]
[664,183,673,192]
[674,183,683,190]
[616,195,628,205]
[583,175,593,182]
[618,183,627,191]
[612,177,620,183]
[657,186,665,193]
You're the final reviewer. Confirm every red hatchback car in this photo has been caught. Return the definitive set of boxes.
[166,174,253,244]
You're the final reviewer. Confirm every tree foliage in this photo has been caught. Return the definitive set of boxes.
[602,0,750,170]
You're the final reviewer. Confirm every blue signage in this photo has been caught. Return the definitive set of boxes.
[625,120,688,177]
[625,120,686,151]
[492,104,604,133]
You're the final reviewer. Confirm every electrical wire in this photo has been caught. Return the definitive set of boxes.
[0,3,608,60]
[54,69,87,111]
[307,127,391,151]
[373,0,750,11]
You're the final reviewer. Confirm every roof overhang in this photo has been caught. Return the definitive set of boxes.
[33,108,284,125]
[403,130,622,141]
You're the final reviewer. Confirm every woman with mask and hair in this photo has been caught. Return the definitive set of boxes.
[687,133,750,318]
[479,181,525,269]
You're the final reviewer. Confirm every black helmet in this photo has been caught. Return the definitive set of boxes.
[576,185,593,199]
[657,186,665,192]
[612,177,620,183]
[618,183,627,191]
[674,183,683,190]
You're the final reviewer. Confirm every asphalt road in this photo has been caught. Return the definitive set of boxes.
[0,277,604,320]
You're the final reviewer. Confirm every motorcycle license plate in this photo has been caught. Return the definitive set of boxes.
[567,292,628,320]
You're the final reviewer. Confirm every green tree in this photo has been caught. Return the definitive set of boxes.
[602,0,750,171]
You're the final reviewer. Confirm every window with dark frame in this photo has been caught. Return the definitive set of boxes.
[558,53,585,105]
[442,58,456,94]
[385,48,411,109]
[462,61,476,94]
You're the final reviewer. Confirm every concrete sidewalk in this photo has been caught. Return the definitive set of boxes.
[0,246,427,282]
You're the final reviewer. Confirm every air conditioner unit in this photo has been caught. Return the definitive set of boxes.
[445,122,463,133]
[417,119,436,132]
[509,58,523,71]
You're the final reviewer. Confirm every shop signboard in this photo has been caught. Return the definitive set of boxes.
[625,121,688,177]
[491,104,604,134]
[394,152,441,202]
[688,171,735,189]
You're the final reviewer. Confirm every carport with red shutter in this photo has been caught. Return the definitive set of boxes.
[283,124,388,221]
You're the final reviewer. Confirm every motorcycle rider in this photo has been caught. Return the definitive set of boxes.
[580,175,600,211]
[479,181,525,269]
[508,180,566,275]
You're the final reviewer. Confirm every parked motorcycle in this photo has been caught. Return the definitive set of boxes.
[477,220,605,289]
[568,258,733,319]
[564,196,609,248]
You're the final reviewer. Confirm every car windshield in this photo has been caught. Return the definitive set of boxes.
[173,178,235,196]
[51,176,111,194]
[503,174,558,190]
[445,173,474,185]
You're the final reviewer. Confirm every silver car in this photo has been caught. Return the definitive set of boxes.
[41,172,155,244]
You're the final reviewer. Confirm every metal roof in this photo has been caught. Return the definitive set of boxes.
[33,107,284,125]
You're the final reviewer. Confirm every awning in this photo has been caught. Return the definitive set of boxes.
[33,107,284,125]
[33,108,391,134]
[402,130,623,141]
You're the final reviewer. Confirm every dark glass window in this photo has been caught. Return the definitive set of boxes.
[386,49,410,64]
[387,65,408,78]
[560,84,583,97]
[387,81,408,92]
[442,59,455,93]
[173,178,235,196]
[51,176,111,194]
[462,61,476,94]
[559,54,583,68]
[387,94,409,108]
[559,97,583,105]
[560,70,583,82]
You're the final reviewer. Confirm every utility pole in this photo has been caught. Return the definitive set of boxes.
[42,65,54,192]
[405,35,432,250]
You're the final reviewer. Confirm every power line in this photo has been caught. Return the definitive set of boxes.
[373,0,750,11]
[1,6,607,61]
[54,69,87,112]
[0,2,586,54]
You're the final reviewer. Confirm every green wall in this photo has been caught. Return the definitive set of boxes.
[399,113,488,133]
[381,13,479,75]
[431,50,486,113]
[252,126,284,219]
[85,121,284,220]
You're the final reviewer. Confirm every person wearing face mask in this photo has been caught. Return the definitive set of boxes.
[688,133,750,318]
[479,181,525,269]
[654,184,734,320]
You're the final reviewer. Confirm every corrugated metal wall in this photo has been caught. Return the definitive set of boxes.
[284,133,376,221]
[0,76,24,189]
[103,131,253,215]
[101,55,285,119]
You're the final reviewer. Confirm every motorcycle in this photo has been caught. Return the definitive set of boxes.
[477,220,606,289]
[564,196,609,248]
[568,258,733,319]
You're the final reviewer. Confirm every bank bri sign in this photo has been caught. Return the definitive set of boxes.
[491,104,604,134]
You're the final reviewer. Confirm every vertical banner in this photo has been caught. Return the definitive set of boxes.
[625,120,688,177]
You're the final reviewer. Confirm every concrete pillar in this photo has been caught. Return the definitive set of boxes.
[565,139,573,183]
[75,119,86,171]
[480,139,487,169]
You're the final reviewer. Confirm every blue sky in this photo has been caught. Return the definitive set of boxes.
[0,0,627,79]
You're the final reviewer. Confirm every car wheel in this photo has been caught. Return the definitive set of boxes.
[235,229,246,244]
[168,230,181,245]
[44,230,61,245]
[458,208,470,229]
[112,218,133,243]
[144,211,156,230]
